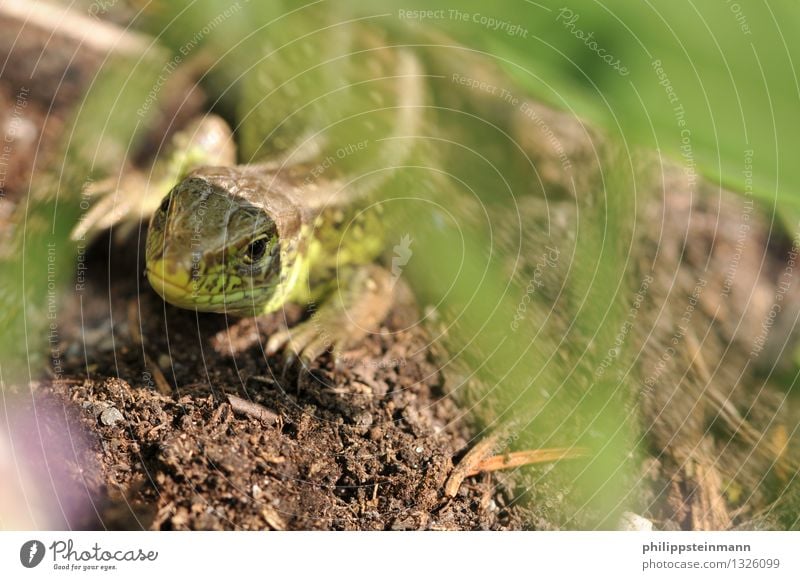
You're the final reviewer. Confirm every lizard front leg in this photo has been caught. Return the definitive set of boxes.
[265,264,396,366]
[71,115,235,242]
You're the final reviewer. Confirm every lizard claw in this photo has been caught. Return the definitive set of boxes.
[265,265,395,368]
[265,327,294,357]
[266,321,333,362]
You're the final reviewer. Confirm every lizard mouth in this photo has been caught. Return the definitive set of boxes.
[146,260,196,307]
[147,259,261,312]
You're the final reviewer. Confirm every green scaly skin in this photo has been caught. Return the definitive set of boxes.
[144,161,384,315]
[144,38,425,361]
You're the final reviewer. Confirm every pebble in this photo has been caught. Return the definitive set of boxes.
[99,407,124,426]
[354,411,373,429]
[618,511,653,531]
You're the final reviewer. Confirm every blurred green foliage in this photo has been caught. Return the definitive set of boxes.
[0,48,165,386]
[454,0,800,220]
[421,0,799,223]
[146,0,799,219]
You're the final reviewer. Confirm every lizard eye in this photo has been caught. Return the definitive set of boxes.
[244,237,268,263]
[158,194,171,214]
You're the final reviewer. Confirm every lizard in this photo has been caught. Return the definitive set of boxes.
[75,18,800,529]
[93,26,431,365]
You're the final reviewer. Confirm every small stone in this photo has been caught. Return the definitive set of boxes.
[390,515,417,531]
[423,305,439,321]
[354,411,373,429]
[96,335,115,353]
[99,407,124,426]
[618,511,653,531]
[90,402,110,417]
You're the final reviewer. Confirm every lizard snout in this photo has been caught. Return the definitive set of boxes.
[146,257,194,305]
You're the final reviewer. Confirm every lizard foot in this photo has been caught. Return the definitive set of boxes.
[265,265,396,366]
[70,115,235,243]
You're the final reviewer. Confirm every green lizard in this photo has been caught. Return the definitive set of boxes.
[143,121,408,362]
[125,30,427,364]
[76,16,800,527]
[134,24,598,366]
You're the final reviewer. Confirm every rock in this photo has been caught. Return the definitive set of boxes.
[618,511,653,531]
[99,407,124,426]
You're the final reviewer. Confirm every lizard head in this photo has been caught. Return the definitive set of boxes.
[145,174,284,314]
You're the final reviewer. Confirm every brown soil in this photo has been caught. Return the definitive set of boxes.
[9,232,529,530]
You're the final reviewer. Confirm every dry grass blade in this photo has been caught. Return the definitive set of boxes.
[465,447,590,477]
[227,394,280,425]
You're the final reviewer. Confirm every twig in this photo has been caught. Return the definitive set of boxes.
[444,425,511,497]
[127,300,142,346]
[227,394,279,425]
[465,447,589,477]
[1,0,150,55]
[51,378,85,385]
[685,330,798,473]
[127,299,171,395]
[260,506,287,531]
[147,358,172,396]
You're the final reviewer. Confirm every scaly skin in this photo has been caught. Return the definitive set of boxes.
[144,39,424,360]
[144,162,384,315]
